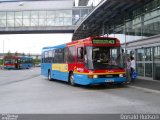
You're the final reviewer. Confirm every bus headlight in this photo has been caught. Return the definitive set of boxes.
[88,75,98,78]
[93,75,98,78]
[119,74,123,77]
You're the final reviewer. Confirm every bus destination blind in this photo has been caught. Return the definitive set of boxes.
[92,39,116,44]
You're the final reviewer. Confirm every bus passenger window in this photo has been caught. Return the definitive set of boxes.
[77,47,83,62]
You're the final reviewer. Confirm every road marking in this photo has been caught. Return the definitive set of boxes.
[128,85,160,94]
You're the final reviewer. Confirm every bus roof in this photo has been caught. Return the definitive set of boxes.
[4,55,33,59]
[42,44,66,52]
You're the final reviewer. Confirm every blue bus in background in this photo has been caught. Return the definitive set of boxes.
[4,55,33,69]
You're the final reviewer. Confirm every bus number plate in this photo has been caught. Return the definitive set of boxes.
[105,79,114,83]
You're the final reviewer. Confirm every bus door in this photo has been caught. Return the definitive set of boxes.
[77,47,85,69]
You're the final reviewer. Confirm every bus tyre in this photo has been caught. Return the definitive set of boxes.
[69,73,75,86]
[48,71,52,81]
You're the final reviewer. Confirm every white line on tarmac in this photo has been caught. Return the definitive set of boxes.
[128,85,160,94]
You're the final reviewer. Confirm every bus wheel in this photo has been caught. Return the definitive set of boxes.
[69,73,75,86]
[48,71,52,81]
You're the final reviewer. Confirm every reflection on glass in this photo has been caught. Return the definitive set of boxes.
[0,12,6,19]
[15,19,22,27]
[154,46,160,61]
[56,11,64,17]
[85,46,122,70]
[7,20,14,27]
[23,19,30,26]
[31,19,38,26]
[137,49,144,61]
[63,10,72,17]
[64,18,72,25]
[145,47,152,61]
[154,63,160,80]
[81,9,88,18]
[31,11,38,19]
[7,12,14,19]
[39,11,46,19]
[137,63,144,76]
[15,12,22,19]
[23,11,30,19]
[46,19,55,26]
[145,63,152,77]
[39,19,46,26]
[47,11,55,18]
[0,19,6,27]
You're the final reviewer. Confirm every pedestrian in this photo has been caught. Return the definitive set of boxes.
[130,56,136,80]
[126,57,131,83]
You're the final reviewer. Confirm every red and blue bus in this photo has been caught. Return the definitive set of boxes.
[41,36,126,86]
[4,55,33,69]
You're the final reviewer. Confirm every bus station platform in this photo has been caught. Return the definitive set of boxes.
[129,79,160,93]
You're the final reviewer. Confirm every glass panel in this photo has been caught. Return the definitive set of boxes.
[39,19,46,26]
[7,20,14,27]
[15,19,22,26]
[23,19,30,26]
[137,49,144,61]
[145,47,152,61]
[15,12,22,19]
[7,12,14,19]
[145,63,152,77]
[81,9,88,18]
[23,11,30,19]
[46,18,55,26]
[47,11,55,18]
[0,19,6,27]
[64,18,72,25]
[137,63,144,76]
[39,11,46,18]
[31,11,38,19]
[55,18,63,26]
[63,10,72,17]
[56,11,64,17]
[154,46,160,61]
[72,10,80,25]
[31,19,38,26]
[0,12,6,19]
[154,63,160,80]
[143,16,160,37]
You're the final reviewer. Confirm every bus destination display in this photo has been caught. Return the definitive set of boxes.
[92,39,116,44]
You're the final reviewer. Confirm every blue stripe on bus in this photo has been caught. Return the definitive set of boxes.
[74,74,126,85]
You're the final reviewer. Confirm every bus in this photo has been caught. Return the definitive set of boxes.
[3,55,33,69]
[41,36,126,86]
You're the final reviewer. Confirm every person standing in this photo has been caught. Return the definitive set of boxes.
[130,56,136,80]
[126,57,131,83]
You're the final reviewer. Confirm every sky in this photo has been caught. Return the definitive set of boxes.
[0,33,72,54]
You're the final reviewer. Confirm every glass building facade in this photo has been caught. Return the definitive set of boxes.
[103,0,160,81]
[0,8,91,27]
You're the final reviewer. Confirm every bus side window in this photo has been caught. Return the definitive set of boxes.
[52,50,55,63]
[77,47,83,63]
[68,46,75,63]
[64,47,68,63]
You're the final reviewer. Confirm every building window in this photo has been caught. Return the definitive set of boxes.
[154,46,160,61]
[137,49,144,61]
[145,63,152,77]
[154,63,160,80]
[137,63,144,76]
[145,47,152,61]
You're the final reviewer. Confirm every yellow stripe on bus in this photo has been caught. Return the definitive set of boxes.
[52,64,68,72]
